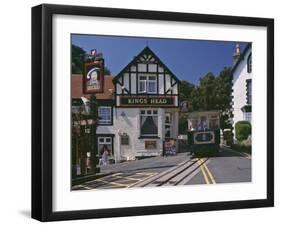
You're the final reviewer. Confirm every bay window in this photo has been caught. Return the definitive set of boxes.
[140,109,158,136]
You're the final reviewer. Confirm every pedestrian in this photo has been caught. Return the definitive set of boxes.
[101,145,109,165]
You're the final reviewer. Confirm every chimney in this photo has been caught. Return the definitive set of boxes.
[233,43,241,65]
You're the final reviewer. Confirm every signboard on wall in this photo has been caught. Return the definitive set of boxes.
[193,131,215,144]
[83,60,104,93]
[120,96,175,107]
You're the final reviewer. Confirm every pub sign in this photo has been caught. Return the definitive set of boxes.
[83,60,104,93]
[120,96,175,107]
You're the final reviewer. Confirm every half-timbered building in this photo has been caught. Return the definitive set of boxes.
[113,46,180,161]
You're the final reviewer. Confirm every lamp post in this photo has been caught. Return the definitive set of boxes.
[81,95,100,174]
[88,95,100,174]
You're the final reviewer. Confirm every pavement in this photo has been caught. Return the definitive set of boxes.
[72,146,251,190]
[100,153,189,174]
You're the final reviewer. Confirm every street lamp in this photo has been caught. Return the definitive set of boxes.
[81,96,100,174]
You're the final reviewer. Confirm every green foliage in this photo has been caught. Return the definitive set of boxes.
[72,44,111,75]
[180,67,232,130]
[104,67,111,75]
[72,44,86,74]
[223,130,233,146]
[179,80,195,101]
[235,121,251,141]
[179,114,188,134]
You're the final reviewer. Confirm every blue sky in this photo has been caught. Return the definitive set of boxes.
[72,34,248,84]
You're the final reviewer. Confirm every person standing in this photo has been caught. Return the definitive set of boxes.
[101,145,109,165]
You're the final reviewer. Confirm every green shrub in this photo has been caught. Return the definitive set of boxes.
[235,121,251,142]
[223,130,233,146]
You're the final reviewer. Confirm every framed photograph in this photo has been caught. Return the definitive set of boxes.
[32,4,274,222]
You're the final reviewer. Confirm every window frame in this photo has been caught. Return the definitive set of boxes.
[140,109,158,137]
[98,106,113,125]
[138,74,157,94]
[97,136,113,156]
[165,112,173,138]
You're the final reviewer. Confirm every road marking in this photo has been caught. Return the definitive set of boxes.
[114,175,142,181]
[127,172,159,188]
[95,178,129,187]
[198,159,210,184]
[201,160,216,184]
[90,172,160,189]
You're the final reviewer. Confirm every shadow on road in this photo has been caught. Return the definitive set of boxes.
[191,147,250,159]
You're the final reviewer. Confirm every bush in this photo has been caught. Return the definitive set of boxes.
[235,121,251,142]
[223,130,233,146]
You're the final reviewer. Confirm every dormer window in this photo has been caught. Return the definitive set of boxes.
[247,53,252,73]
[139,75,157,94]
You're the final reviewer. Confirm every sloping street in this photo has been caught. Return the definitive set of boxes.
[72,147,251,190]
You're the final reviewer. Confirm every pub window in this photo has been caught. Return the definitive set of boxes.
[98,106,112,125]
[139,76,146,93]
[138,75,157,94]
[165,112,172,138]
[247,53,252,73]
[140,109,158,136]
[98,137,113,156]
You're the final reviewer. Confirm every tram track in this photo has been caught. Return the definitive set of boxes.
[134,158,210,187]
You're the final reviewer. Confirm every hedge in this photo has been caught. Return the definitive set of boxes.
[235,121,251,142]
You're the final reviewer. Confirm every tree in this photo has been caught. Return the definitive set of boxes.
[72,44,112,75]
[215,67,233,130]
[179,80,195,101]
[197,72,217,110]
[104,67,111,75]
[72,44,86,74]
[179,67,232,130]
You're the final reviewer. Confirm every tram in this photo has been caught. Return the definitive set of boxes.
[187,111,221,155]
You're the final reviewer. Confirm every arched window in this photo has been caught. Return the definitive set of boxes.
[247,53,252,73]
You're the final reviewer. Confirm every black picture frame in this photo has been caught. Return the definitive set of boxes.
[32,4,274,222]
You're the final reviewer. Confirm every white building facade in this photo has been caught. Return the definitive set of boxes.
[231,44,252,137]
[112,47,180,162]
[73,47,181,163]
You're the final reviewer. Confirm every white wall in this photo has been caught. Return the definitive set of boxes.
[0,0,280,226]
[114,108,168,160]
[232,48,252,127]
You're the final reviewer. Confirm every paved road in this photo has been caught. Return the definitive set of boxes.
[187,147,251,185]
[72,147,251,190]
